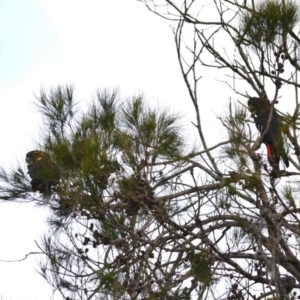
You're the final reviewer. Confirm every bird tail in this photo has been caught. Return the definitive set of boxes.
[266,144,289,168]
[266,144,279,171]
[266,144,273,158]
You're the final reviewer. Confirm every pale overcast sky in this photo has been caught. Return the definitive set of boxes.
[0,0,261,299]
[0,0,293,299]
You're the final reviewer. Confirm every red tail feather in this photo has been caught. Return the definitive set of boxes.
[266,144,273,157]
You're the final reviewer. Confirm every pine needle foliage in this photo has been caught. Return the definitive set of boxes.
[240,0,300,46]
[3,0,300,297]
[0,86,203,299]
[134,0,300,299]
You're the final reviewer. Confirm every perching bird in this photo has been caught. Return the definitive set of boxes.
[248,97,289,170]
[26,150,59,194]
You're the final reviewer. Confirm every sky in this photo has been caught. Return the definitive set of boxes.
[0,1,195,299]
[1,0,291,299]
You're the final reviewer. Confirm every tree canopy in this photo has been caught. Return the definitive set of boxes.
[2,0,300,299]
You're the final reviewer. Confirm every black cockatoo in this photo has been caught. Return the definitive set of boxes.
[26,150,59,194]
[248,97,289,170]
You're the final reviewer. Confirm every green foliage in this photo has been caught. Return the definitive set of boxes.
[227,183,237,196]
[284,186,296,208]
[221,103,249,169]
[0,86,196,299]
[187,249,213,285]
[36,85,75,139]
[240,0,300,46]
[0,167,29,200]
[119,97,184,166]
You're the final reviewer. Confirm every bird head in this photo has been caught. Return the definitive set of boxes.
[248,97,271,117]
[26,150,50,165]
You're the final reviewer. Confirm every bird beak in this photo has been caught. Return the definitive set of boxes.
[25,156,33,164]
[248,105,254,112]
[248,105,257,118]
